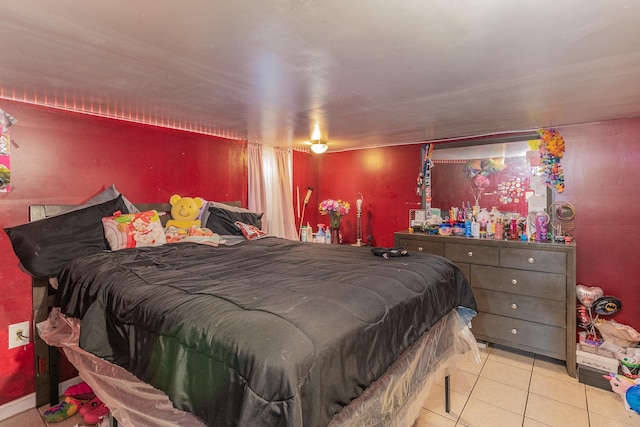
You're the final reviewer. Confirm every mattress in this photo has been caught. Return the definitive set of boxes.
[52,237,476,426]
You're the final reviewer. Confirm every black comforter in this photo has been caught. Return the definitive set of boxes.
[54,237,475,427]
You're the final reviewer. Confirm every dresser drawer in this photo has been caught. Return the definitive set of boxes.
[395,236,445,256]
[445,243,499,266]
[471,265,566,301]
[500,247,566,274]
[472,312,566,358]
[473,289,566,327]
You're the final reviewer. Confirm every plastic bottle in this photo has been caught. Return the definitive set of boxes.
[471,220,480,238]
[509,218,518,240]
[495,218,504,240]
[300,225,307,242]
[306,222,313,242]
[479,219,487,239]
[536,213,549,242]
[325,229,331,244]
[464,213,472,237]
[316,225,325,243]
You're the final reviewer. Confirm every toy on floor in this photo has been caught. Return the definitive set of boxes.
[165,194,204,229]
[80,396,110,424]
[42,381,95,423]
[604,372,640,414]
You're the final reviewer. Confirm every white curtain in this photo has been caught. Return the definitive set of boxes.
[248,143,267,227]
[248,143,298,240]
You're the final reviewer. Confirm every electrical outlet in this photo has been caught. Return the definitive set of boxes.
[8,321,30,349]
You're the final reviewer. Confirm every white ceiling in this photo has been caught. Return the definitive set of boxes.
[1,1,640,151]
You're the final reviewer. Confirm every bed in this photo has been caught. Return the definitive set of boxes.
[6,195,479,427]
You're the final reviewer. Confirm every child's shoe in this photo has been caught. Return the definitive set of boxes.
[79,396,103,417]
[82,400,110,424]
[42,396,83,423]
[63,381,95,401]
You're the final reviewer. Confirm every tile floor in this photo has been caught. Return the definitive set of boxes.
[414,344,640,427]
[1,344,638,427]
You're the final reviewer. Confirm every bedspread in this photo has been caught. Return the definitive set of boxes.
[54,237,476,426]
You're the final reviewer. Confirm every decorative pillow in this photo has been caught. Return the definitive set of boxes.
[4,195,128,278]
[58,184,139,215]
[206,206,263,235]
[200,201,250,229]
[102,210,166,250]
[235,221,268,241]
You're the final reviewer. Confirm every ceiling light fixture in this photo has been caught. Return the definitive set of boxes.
[309,123,328,154]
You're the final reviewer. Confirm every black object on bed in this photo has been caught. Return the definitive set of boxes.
[54,237,476,427]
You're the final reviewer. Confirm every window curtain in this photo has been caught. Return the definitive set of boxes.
[248,143,297,240]
[248,143,267,230]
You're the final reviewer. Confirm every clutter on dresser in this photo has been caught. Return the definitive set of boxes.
[407,203,573,244]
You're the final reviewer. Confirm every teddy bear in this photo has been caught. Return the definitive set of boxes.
[165,194,204,229]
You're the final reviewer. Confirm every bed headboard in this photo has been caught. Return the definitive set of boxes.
[30,200,242,407]
[28,201,242,226]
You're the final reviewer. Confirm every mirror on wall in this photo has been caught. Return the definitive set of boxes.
[420,133,551,223]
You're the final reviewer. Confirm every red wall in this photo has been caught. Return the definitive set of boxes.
[317,120,640,329]
[0,100,247,405]
[313,145,423,247]
[557,119,640,328]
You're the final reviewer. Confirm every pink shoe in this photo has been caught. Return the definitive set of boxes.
[82,400,110,424]
[79,396,103,417]
[64,381,95,401]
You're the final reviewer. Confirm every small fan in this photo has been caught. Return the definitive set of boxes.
[548,201,576,240]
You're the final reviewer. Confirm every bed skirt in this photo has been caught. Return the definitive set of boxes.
[38,307,479,427]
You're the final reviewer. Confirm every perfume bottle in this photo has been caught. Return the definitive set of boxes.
[509,218,518,240]
[495,218,504,240]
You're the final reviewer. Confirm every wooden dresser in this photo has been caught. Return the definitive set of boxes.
[394,232,577,377]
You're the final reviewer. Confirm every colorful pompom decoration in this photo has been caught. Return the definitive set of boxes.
[538,128,566,192]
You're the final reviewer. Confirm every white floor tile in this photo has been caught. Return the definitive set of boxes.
[525,393,590,427]
[470,376,528,415]
[458,397,524,427]
[480,358,532,391]
[529,372,587,409]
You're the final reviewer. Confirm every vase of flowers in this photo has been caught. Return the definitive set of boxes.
[319,198,350,244]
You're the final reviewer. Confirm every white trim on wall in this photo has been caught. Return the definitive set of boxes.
[0,376,82,421]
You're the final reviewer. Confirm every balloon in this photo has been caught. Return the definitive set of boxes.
[481,158,506,174]
[576,305,591,329]
[593,296,622,316]
[627,386,640,414]
[463,159,482,179]
[473,174,491,191]
[576,284,603,308]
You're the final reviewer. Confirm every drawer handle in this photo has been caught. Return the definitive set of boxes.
[467,251,473,257]
[511,303,518,310]
[511,328,518,335]
[528,257,535,264]
[511,279,518,285]
[418,247,423,252]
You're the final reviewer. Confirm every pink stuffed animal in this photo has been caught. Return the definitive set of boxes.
[604,373,640,414]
